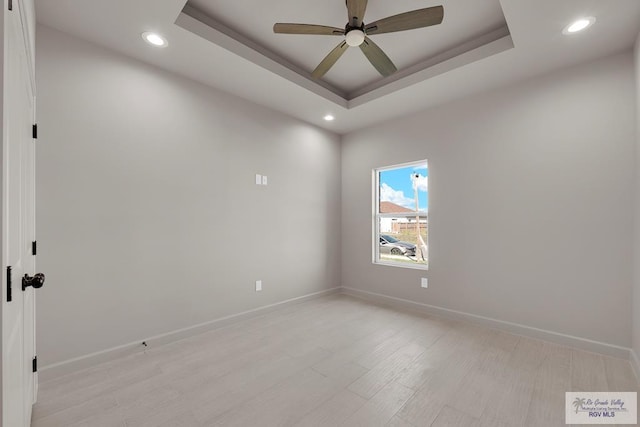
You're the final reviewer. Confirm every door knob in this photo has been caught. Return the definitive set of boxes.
[22,273,45,291]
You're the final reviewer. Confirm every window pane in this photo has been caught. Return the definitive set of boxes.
[379,164,428,214]
[378,216,427,266]
[376,161,428,268]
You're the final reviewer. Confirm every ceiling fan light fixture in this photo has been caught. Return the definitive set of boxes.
[142,32,168,47]
[323,114,335,121]
[345,29,365,47]
[563,17,595,34]
[273,3,444,77]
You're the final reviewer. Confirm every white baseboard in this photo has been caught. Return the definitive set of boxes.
[39,287,340,382]
[40,285,634,382]
[631,349,640,384]
[341,287,632,359]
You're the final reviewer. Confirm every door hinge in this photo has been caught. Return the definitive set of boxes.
[32,356,38,373]
[32,124,38,139]
[8,0,12,11]
[32,241,37,256]
[6,266,12,302]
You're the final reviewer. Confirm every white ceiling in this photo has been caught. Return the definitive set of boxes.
[186,0,507,95]
[35,0,640,134]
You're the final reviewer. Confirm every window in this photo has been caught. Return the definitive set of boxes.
[374,160,428,269]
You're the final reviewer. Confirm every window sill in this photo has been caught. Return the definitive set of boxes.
[373,260,429,271]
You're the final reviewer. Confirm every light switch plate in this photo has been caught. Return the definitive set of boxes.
[421,278,428,288]
[255,280,262,292]
[255,174,262,185]
[262,175,268,186]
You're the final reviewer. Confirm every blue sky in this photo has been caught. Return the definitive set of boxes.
[379,164,428,211]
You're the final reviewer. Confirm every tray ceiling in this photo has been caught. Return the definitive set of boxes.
[182,0,511,101]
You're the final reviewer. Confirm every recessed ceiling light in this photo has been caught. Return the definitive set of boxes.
[563,17,596,35]
[323,114,335,121]
[142,32,168,47]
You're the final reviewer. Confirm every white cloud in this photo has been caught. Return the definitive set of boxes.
[380,183,414,209]
[413,175,428,192]
[412,164,428,171]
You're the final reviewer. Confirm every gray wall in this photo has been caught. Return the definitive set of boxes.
[634,32,640,364]
[342,52,635,348]
[36,26,341,367]
[36,23,638,368]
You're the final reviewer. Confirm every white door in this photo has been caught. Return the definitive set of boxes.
[2,0,38,425]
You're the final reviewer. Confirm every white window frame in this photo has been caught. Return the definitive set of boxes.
[373,160,429,270]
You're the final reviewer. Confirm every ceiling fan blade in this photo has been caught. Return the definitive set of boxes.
[359,37,397,76]
[365,6,444,35]
[312,41,349,79]
[273,23,345,36]
[346,0,368,27]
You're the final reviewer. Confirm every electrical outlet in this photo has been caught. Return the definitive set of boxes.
[262,175,268,186]
[421,278,428,288]
[255,174,262,185]
[255,280,262,292]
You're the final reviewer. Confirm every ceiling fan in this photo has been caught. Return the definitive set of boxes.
[273,0,444,79]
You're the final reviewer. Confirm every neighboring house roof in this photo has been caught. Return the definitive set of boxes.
[379,201,414,213]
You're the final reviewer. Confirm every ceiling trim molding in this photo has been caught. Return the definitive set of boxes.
[349,32,514,108]
[177,3,513,110]
[176,5,348,107]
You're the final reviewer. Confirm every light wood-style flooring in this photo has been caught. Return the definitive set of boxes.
[32,294,638,427]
